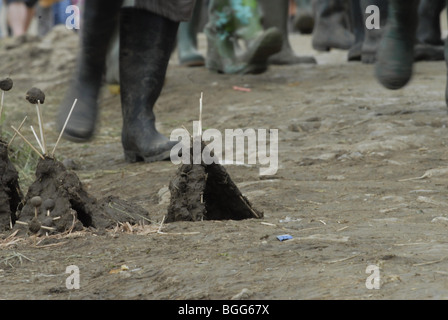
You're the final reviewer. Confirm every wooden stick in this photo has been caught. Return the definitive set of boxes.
[30,125,44,154]
[0,91,4,121]
[10,125,45,159]
[35,100,46,154]
[52,98,77,157]
[40,226,56,231]
[197,92,203,138]
[7,116,27,148]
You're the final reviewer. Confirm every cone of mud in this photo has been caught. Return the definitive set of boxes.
[0,140,23,231]
[166,140,263,222]
[15,156,150,235]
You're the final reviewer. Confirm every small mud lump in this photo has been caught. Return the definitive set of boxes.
[0,78,13,91]
[26,87,45,104]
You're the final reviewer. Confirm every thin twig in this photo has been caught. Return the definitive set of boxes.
[52,98,77,156]
[0,91,4,121]
[157,215,166,233]
[10,126,44,159]
[30,125,44,154]
[7,116,27,148]
[35,101,46,154]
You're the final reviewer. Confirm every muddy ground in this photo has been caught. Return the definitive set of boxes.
[2,26,448,300]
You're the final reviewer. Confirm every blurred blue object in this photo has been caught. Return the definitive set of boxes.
[53,0,72,25]
[276,234,293,241]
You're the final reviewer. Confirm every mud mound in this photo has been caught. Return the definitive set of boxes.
[15,157,150,235]
[166,143,262,222]
[0,141,23,231]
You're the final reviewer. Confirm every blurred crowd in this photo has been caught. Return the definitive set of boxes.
[0,0,446,162]
[0,0,82,38]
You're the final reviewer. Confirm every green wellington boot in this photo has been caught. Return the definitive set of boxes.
[177,0,205,67]
[259,0,316,65]
[312,0,354,51]
[294,0,314,34]
[205,0,282,74]
[57,0,123,142]
[375,0,418,90]
[120,8,179,163]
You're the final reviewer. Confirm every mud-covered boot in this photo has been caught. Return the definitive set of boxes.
[361,0,388,64]
[414,0,445,62]
[259,0,316,65]
[57,0,123,142]
[178,0,205,67]
[294,0,314,34]
[120,8,179,163]
[375,0,418,90]
[205,0,282,74]
[347,0,364,61]
[312,0,354,51]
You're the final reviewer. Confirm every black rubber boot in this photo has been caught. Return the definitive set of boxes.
[417,0,445,46]
[294,0,314,34]
[445,6,448,108]
[414,0,445,62]
[57,0,123,142]
[312,0,354,51]
[259,0,316,65]
[375,0,418,90]
[120,8,179,163]
[361,0,388,64]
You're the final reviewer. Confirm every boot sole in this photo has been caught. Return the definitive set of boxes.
[124,149,172,163]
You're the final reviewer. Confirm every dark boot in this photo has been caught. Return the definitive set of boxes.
[312,0,354,51]
[445,12,448,107]
[361,0,388,64]
[347,0,364,61]
[120,8,179,163]
[294,0,314,34]
[417,0,445,46]
[57,0,123,142]
[414,0,445,61]
[177,0,205,67]
[259,0,316,65]
[375,0,418,90]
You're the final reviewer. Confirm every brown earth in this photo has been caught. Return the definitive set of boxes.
[2,26,448,300]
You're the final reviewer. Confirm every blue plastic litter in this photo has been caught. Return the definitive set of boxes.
[277,234,293,241]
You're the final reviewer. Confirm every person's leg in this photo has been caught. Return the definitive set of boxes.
[205,0,282,74]
[57,0,123,142]
[347,0,364,61]
[294,0,314,34]
[259,0,316,65]
[375,0,418,90]
[414,0,445,61]
[7,2,29,36]
[312,0,354,51]
[119,7,179,162]
[177,0,205,67]
[360,0,388,64]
